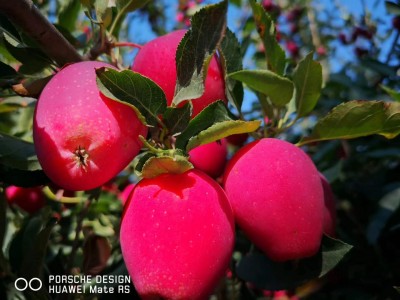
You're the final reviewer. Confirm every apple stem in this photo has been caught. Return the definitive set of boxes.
[112,42,143,49]
[139,136,162,153]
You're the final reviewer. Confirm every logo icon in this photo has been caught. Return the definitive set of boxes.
[14,278,42,292]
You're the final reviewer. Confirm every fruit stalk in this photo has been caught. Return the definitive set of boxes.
[66,198,92,273]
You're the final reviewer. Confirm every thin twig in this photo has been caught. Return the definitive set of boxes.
[66,198,92,273]
[385,30,400,65]
[307,6,330,82]
[113,42,143,49]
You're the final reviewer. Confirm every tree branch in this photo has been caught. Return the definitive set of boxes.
[307,7,330,82]
[0,0,83,66]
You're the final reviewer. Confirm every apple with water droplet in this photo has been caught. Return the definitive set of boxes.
[120,169,234,299]
[223,138,324,262]
[33,61,147,191]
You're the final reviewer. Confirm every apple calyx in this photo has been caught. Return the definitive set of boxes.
[74,145,89,171]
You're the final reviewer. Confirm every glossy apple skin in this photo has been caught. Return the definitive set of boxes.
[33,61,147,191]
[223,138,324,262]
[5,186,45,214]
[189,139,227,178]
[319,174,336,237]
[132,30,227,117]
[120,170,234,299]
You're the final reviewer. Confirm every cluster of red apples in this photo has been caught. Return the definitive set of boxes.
[8,30,336,299]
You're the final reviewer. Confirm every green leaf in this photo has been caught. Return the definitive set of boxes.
[141,155,193,179]
[2,38,52,74]
[163,102,192,135]
[58,0,81,32]
[1,15,52,72]
[320,236,353,277]
[134,152,156,175]
[9,210,56,299]
[0,61,21,87]
[229,69,294,107]
[236,235,352,290]
[96,67,167,127]
[298,100,400,145]
[385,1,400,15]
[380,85,400,102]
[0,167,48,187]
[187,120,260,151]
[80,0,94,9]
[249,0,286,75]
[220,28,244,112]
[0,14,21,47]
[175,100,261,151]
[0,130,48,186]
[231,0,241,6]
[116,0,150,13]
[0,132,41,171]
[175,100,233,150]
[293,52,322,117]
[94,0,108,22]
[360,58,397,77]
[173,0,228,105]
[83,234,111,276]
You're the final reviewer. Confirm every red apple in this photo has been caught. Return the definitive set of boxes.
[120,169,234,299]
[5,186,45,214]
[223,138,324,262]
[262,0,281,16]
[286,41,299,57]
[319,174,336,237]
[33,61,147,191]
[226,133,248,147]
[354,47,368,58]
[132,30,227,117]
[118,183,135,205]
[286,6,304,22]
[316,46,327,56]
[393,16,400,31]
[189,139,227,178]
[338,32,348,45]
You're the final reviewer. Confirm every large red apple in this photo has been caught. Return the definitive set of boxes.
[33,61,147,191]
[223,138,324,262]
[132,30,227,117]
[5,186,45,214]
[120,169,234,299]
[189,139,227,178]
